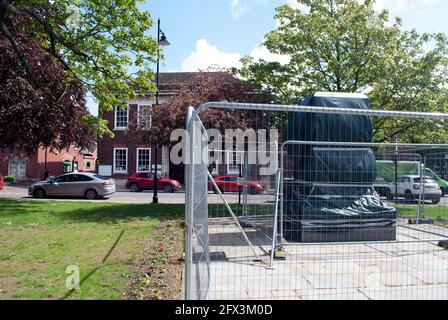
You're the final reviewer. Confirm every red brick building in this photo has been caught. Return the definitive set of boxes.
[0,144,97,181]
[97,72,240,183]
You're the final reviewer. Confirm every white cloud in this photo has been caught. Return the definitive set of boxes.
[286,0,445,13]
[372,0,385,11]
[421,0,442,5]
[181,39,242,72]
[229,0,272,19]
[230,0,250,19]
[250,45,291,64]
[356,0,407,12]
[286,0,310,12]
[181,39,290,72]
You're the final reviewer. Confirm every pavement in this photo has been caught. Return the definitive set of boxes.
[204,219,448,300]
[3,185,447,300]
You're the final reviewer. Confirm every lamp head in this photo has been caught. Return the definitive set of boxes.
[159,32,170,46]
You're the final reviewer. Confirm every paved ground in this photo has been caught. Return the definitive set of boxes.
[201,219,448,300]
[0,186,185,203]
[3,185,448,207]
[0,186,275,204]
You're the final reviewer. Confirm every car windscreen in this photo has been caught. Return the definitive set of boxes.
[93,174,110,180]
[414,178,436,183]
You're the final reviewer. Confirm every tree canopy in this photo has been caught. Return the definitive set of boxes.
[136,71,272,146]
[0,14,95,153]
[236,0,448,143]
[0,0,158,140]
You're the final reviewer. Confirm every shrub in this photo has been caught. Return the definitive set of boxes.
[4,176,16,183]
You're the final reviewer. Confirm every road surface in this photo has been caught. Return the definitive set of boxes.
[0,186,276,204]
[2,186,447,207]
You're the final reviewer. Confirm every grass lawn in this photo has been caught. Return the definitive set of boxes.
[395,203,448,222]
[0,200,184,299]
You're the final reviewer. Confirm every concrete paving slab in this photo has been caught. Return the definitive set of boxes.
[301,288,369,300]
[205,221,448,300]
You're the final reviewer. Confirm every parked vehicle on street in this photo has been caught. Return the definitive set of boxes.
[384,175,442,204]
[126,172,182,193]
[28,173,116,199]
[424,168,448,196]
[208,176,265,195]
[374,160,448,197]
[0,175,4,190]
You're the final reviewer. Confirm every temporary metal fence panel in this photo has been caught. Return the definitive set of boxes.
[185,99,448,300]
[185,107,210,300]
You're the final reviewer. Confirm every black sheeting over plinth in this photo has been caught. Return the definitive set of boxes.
[283,93,396,243]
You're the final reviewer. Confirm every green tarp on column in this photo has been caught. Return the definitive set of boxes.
[284,92,396,243]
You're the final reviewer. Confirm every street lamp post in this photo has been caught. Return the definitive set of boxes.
[153,18,170,204]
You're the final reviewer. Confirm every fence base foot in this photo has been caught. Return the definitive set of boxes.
[408,218,433,225]
[269,248,287,260]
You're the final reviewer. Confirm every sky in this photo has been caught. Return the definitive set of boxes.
[87,0,448,115]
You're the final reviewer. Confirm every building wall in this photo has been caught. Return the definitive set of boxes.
[0,146,96,181]
[97,101,163,180]
[0,150,38,180]
[96,72,239,183]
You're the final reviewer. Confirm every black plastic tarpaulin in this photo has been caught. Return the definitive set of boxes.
[283,92,396,243]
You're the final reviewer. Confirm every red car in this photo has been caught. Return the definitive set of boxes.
[0,175,4,190]
[126,172,182,193]
[208,176,264,195]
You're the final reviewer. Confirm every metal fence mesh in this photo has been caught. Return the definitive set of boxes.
[185,99,448,300]
[186,111,210,299]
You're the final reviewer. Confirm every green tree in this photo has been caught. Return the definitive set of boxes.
[236,0,448,143]
[0,0,159,137]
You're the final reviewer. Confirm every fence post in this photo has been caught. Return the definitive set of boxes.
[184,106,194,300]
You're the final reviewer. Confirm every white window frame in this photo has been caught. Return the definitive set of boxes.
[208,149,219,175]
[226,150,243,175]
[83,160,92,171]
[137,104,152,131]
[113,148,128,173]
[8,159,26,177]
[114,106,129,130]
[136,148,151,173]
[211,159,219,175]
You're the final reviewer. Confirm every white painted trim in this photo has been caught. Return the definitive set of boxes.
[161,145,170,177]
[211,159,219,175]
[226,150,243,175]
[136,148,151,172]
[113,148,128,174]
[125,98,156,105]
[114,106,130,130]
[8,158,26,177]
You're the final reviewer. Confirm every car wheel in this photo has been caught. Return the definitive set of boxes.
[85,189,98,200]
[248,186,258,195]
[213,187,224,194]
[33,188,46,199]
[163,184,174,193]
[432,198,440,205]
[386,189,394,200]
[405,190,414,201]
[129,183,140,192]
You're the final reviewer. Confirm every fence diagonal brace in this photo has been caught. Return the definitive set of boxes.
[207,171,262,261]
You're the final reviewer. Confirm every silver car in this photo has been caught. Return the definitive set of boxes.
[29,173,116,199]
